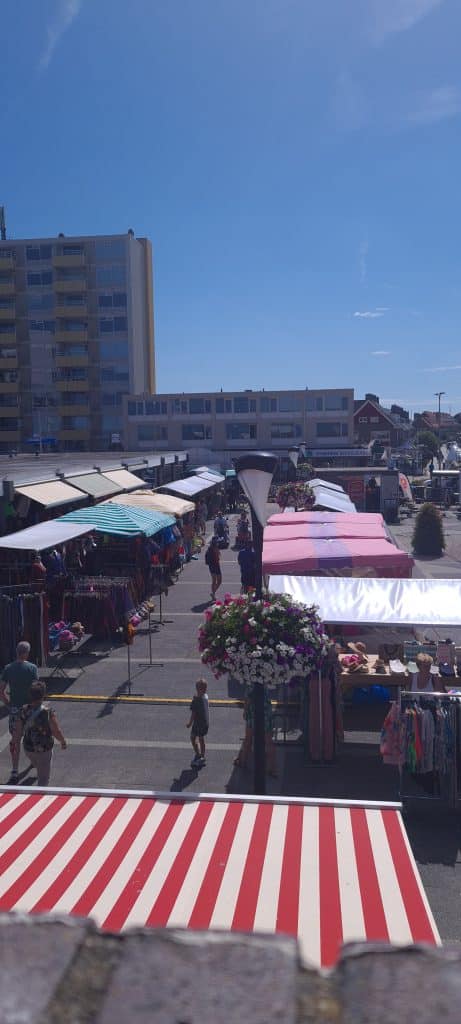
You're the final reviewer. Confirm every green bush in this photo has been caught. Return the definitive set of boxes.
[412,502,445,556]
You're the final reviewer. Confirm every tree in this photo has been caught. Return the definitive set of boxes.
[416,430,440,467]
[412,502,445,557]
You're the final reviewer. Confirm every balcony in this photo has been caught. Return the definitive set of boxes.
[0,428,20,440]
[0,405,19,417]
[0,307,15,321]
[0,357,18,369]
[55,379,89,392]
[58,403,90,416]
[55,331,88,344]
[0,281,15,296]
[55,304,88,318]
[53,253,85,268]
[0,381,18,393]
[54,279,87,293]
[55,354,89,368]
[0,255,14,271]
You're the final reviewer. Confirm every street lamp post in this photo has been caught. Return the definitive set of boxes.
[435,391,446,464]
[235,451,278,794]
[288,445,299,482]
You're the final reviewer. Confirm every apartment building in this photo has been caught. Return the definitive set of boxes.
[122,388,354,465]
[0,231,155,452]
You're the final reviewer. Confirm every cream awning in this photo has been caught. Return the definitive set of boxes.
[106,490,195,517]
[15,481,86,509]
[101,469,146,491]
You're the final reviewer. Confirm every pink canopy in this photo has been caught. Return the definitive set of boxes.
[263,536,413,578]
[268,511,385,526]
[265,521,388,541]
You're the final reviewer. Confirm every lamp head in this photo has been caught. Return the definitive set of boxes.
[234,451,277,526]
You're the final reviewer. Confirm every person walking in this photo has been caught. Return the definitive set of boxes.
[12,681,67,787]
[186,679,209,768]
[0,641,39,784]
[238,536,256,592]
[205,535,222,599]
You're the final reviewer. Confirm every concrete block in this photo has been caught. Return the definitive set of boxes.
[97,929,299,1024]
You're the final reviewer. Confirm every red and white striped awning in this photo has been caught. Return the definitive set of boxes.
[0,788,440,968]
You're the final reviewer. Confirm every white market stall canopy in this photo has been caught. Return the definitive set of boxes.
[0,787,439,969]
[101,469,146,491]
[0,521,96,552]
[197,470,225,484]
[311,486,356,513]
[14,481,86,509]
[269,575,461,626]
[309,478,346,493]
[107,491,195,517]
[161,476,217,498]
[66,473,123,500]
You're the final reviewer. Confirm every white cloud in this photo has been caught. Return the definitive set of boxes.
[420,364,461,372]
[353,310,385,319]
[372,350,391,356]
[409,86,461,124]
[39,0,82,71]
[369,0,444,43]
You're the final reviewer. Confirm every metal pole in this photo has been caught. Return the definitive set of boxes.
[148,610,153,666]
[127,643,131,696]
[159,589,163,624]
[251,509,266,795]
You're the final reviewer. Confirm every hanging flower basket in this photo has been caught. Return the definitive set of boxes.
[198,592,328,688]
[276,481,314,509]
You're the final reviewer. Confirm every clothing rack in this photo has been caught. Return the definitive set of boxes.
[398,691,461,809]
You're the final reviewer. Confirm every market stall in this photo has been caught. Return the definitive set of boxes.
[310,486,357,513]
[263,536,413,577]
[0,787,439,968]
[160,475,218,499]
[105,490,195,518]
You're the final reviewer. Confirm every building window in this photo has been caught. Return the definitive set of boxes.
[0,299,14,310]
[26,245,52,261]
[216,397,232,413]
[0,323,15,334]
[100,367,129,383]
[325,394,349,411]
[62,416,89,430]
[99,316,128,333]
[358,416,367,423]
[225,423,257,440]
[60,294,85,306]
[94,240,126,261]
[28,293,54,312]
[60,392,88,406]
[270,422,302,439]
[27,271,53,286]
[0,418,18,429]
[370,415,380,423]
[98,292,127,308]
[101,413,121,430]
[260,397,277,412]
[145,400,168,415]
[54,368,87,382]
[316,422,347,438]
[233,396,256,414]
[100,339,128,360]
[96,265,126,286]
[0,392,19,404]
[128,401,136,416]
[102,391,123,406]
[181,424,212,441]
[138,425,168,442]
[307,395,323,412]
[189,398,211,414]
[279,396,302,413]
[171,398,188,414]
[29,320,55,333]
[62,245,83,256]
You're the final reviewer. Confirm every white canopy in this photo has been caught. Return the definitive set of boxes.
[161,476,216,497]
[268,575,461,626]
[105,490,195,517]
[197,470,225,484]
[309,478,346,493]
[311,486,356,513]
[0,521,96,552]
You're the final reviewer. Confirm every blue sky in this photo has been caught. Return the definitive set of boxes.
[2,0,460,412]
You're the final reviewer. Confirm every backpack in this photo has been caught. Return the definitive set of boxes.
[205,547,212,566]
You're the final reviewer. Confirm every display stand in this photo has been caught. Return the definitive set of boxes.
[397,690,461,809]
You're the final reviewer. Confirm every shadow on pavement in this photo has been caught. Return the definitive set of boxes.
[191,600,213,613]
[170,767,199,792]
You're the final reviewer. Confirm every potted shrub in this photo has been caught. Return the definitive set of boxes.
[412,502,446,556]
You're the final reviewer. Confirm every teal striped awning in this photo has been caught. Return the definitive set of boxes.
[58,503,175,538]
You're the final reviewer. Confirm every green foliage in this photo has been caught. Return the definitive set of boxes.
[417,430,440,463]
[412,502,446,556]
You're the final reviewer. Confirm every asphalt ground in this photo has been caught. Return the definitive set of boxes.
[0,508,460,942]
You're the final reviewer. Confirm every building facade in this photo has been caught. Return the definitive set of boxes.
[0,232,155,452]
[122,387,354,465]
[354,395,411,449]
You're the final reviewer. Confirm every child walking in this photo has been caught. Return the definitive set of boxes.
[187,679,209,768]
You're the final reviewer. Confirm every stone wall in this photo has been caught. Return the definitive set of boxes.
[1,914,460,1024]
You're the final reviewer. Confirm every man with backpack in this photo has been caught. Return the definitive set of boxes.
[12,681,67,787]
